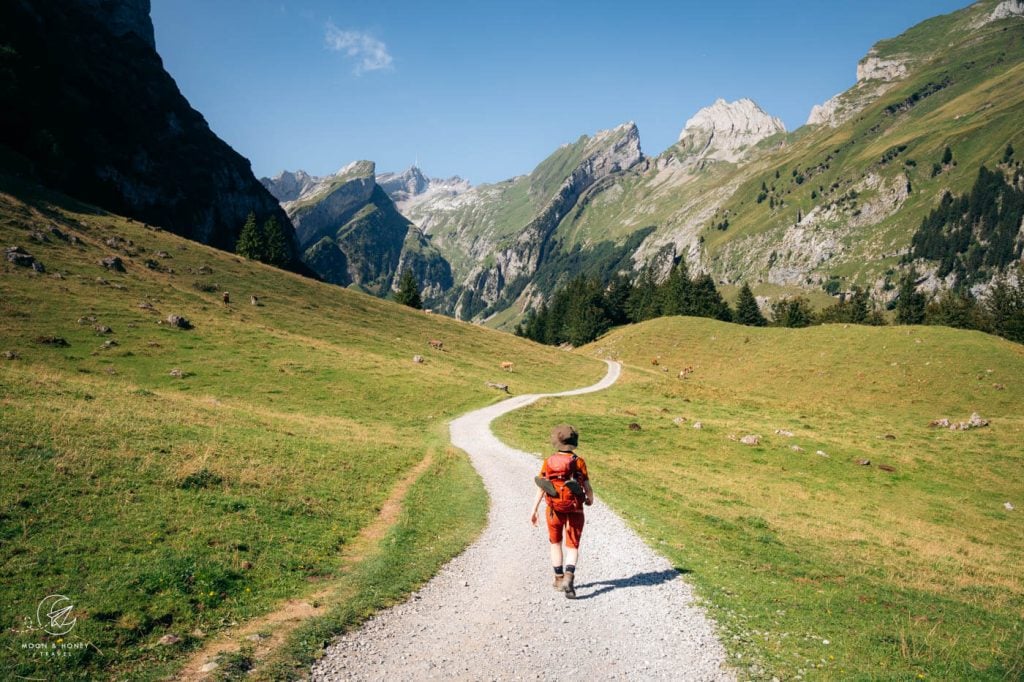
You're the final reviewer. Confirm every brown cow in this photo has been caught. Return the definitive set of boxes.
[500,361,514,372]
[428,339,444,350]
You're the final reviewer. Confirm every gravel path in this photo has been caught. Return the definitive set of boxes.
[312,360,734,681]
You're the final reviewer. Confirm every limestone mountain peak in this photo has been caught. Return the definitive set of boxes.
[677,98,785,162]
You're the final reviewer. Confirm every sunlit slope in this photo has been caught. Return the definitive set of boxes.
[0,181,605,679]
[555,1,1024,295]
[495,317,1023,680]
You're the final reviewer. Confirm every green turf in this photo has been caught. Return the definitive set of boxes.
[0,180,606,680]
[494,316,1024,680]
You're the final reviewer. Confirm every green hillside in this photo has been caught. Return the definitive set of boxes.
[495,317,1024,680]
[553,0,1024,300]
[0,180,606,680]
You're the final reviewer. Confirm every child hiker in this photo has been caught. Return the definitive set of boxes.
[530,424,594,599]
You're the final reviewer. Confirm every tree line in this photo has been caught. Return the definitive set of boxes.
[513,257,1024,347]
[236,212,292,266]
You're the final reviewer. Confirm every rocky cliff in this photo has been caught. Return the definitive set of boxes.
[0,0,296,261]
[676,99,785,163]
[377,166,471,216]
[266,163,453,300]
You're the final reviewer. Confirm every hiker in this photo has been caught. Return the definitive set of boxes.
[530,424,594,599]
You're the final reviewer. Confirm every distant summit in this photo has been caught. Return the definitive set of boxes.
[677,98,785,163]
[376,166,471,214]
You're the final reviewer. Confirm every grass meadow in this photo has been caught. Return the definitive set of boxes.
[494,316,1024,680]
[0,183,606,680]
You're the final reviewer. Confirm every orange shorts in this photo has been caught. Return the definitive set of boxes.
[546,507,585,548]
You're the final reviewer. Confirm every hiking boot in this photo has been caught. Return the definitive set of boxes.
[563,570,576,599]
[552,574,564,591]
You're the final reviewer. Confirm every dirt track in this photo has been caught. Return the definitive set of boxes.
[312,360,733,680]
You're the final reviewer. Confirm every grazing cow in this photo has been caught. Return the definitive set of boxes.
[651,358,659,366]
[222,291,230,305]
[628,422,642,431]
[428,339,443,350]
[500,361,514,372]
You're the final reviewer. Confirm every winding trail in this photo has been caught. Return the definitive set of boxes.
[312,360,733,680]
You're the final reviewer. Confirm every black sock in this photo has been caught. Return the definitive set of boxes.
[553,566,564,575]
[565,564,575,574]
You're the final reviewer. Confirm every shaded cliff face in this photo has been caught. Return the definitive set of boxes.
[270,163,453,301]
[0,0,295,260]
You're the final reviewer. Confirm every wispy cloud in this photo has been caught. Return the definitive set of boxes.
[324,22,393,75]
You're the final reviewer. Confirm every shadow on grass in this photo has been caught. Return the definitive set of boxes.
[575,567,689,600]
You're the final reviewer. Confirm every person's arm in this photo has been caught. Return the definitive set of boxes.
[582,478,594,506]
[530,487,545,525]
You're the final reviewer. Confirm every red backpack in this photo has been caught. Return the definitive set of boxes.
[539,452,586,512]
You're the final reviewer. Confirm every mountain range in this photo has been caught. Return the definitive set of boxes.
[266,0,1024,326]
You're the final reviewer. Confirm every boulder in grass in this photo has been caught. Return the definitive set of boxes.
[6,246,39,269]
[4,350,20,360]
[157,634,181,646]
[165,314,192,330]
[169,368,184,378]
[740,435,761,446]
[692,421,703,430]
[101,256,125,272]
[35,336,69,347]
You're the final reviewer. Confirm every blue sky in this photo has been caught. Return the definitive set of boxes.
[151,0,971,185]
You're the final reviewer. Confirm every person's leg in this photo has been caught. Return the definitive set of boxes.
[549,542,564,568]
[562,512,585,599]
[546,509,566,589]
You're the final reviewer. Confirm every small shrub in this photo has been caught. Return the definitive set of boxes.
[178,468,222,490]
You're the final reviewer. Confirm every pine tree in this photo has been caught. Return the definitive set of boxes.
[896,270,927,324]
[626,266,660,322]
[941,145,953,165]
[263,216,291,266]
[770,296,814,328]
[986,279,1024,343]
[236,211,265,260]
[393,269,423,309]
[690,274,733,322]
[735,283,767,326]
[658,258,692,316]
[1003,143,1015,164]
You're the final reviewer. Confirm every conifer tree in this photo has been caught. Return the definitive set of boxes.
[735,283,767,326]
[626,266,660,322]
[658,258,692,316]
[896,270,927,324]
[263,216,290,266]
[393,269,423,309]
[690,273,733,322]
[236,211,265,260]
[986,279,1024,343]
[770,296,814,328]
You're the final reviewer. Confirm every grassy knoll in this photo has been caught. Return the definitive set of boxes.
[0,182,605,680]
[494,317,1024,680]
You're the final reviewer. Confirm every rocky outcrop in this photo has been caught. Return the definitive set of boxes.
[977,0,1024,26]
[857,52,909,82]
[261,170,318,203]
[285,161,377,250]
[806,93,845,127]
[0,0,296,262]
[378,166,472,218]
[453,123,644,318]
[269,162,454,302]
[377,166,431,201]
[676,99,785,163]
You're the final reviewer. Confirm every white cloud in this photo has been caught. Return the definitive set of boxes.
[324,22,393,75]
